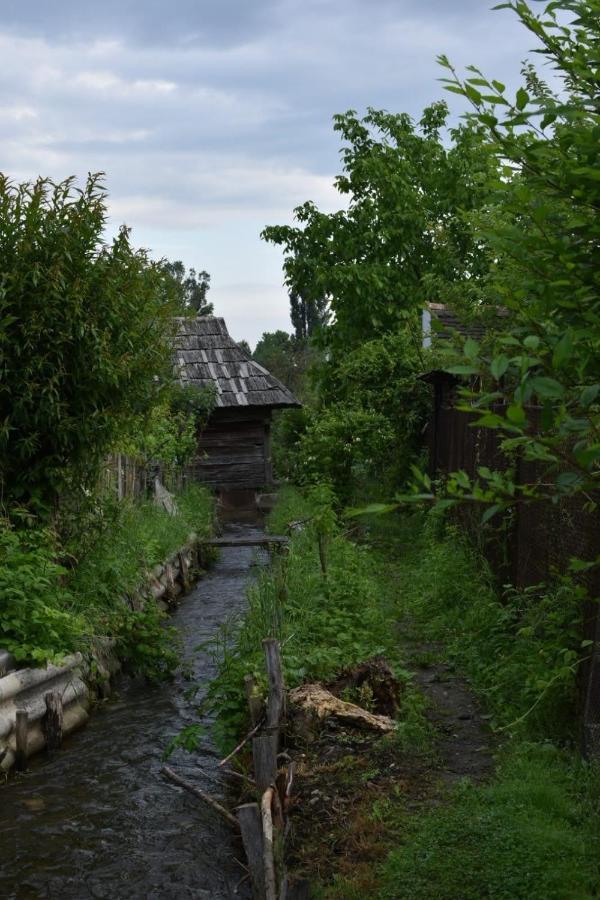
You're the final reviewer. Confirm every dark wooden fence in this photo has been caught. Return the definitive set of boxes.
[425,373,600,755]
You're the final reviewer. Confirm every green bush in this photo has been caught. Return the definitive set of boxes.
[380,509,585,740]
[0,517,82,663]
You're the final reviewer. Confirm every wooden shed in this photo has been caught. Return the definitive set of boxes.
[174,316,300,501]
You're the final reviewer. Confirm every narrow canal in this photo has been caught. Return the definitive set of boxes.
[0,524,264,900]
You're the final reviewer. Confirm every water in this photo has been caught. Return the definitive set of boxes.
[0,524,265,900]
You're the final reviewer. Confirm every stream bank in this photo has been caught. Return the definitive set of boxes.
[0,524,264,900]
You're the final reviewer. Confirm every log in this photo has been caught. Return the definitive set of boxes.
[253,734,277,793]
[244,673,263,727]
[263,639,285,734]
[237,803,266,900]
[261,787,277,900]
[160,766,239,829]
[289,683,395,733]
[43,690,64,756]
[15,709,28,771]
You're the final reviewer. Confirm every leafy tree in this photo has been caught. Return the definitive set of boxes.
[161,260,213,315]
[253,330,312,397]
[237,339,252,356]
[419,0,600,513]
[0,174,177,510]
[262,103,497,359]
[289,291,328,341]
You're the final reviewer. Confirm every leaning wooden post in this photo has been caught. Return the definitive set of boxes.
[253,734,278,794]
[263,639,284,744]
[244,673,263,727]
[237,803,266,900]
[43,690,64,757]
[15,709,29,771]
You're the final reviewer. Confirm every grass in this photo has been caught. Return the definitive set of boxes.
[377,743,600,900]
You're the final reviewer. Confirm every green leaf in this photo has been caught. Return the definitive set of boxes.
[516,88,529,110]
[529,376,565,400]
[552,332,573,368]
[580,385,599,407]
[507,404,526,426]
[446,364,480,376]
[490,354,509,381]
[464,337,480,360]
[481,504,501,524]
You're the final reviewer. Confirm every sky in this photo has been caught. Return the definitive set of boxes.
[1,0,540,346]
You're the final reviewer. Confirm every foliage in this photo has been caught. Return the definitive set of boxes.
[0,485,213,674]
[0,173,178,511]
[373,508,586,740]
[429,0,600,510]
[289,290,328,342]
[252,330,313,399]
[377,744,600,900]
[122,382,216,467]
[262,103,496,359]
[206,487,404,749]
[286,332,429,500]
[0,516,82,663]
[160,259,213,315]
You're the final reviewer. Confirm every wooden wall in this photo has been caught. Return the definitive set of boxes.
[191,409,273,490]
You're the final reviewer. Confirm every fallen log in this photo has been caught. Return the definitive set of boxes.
[160,765,239,830]
[288,683,395,733]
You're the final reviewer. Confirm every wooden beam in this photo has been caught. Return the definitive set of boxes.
[203,536,288,548]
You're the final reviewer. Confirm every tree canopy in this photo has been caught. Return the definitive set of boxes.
[0,174,178,510]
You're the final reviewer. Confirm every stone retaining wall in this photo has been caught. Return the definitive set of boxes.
[0,535,205,774]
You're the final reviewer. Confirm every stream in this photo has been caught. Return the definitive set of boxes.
[0,524,264,900]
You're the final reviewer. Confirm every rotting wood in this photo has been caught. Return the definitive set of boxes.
[289,683,395,733]
[261,787,278,900]
[244,673,263,727]
[263,639,285,736]
[218,719,264,768]
[43,690,64,756]
[253,734,278,793]
[15,709,28,771]
[160,765,239,830]
[237,803,266,900]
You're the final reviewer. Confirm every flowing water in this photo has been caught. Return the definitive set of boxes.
[0,524,265,900]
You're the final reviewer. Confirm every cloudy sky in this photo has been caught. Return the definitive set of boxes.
[2,1,538,345]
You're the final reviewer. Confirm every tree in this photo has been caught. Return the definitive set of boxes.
[0,174,178,510]
[262,103,497,359]
[161,260,213,315]
[289,291,328,341]
[421,0,600,512]
[253,330,310,397]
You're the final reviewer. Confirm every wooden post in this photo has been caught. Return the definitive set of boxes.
[263,639,285,737]
[43,690,64,756]
[237,803,266,900]
[244,673,263,727]
[253,735,277,794]
[261,788,277,900]
[15,709,28,771]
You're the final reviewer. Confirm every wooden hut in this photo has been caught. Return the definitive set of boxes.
[174,316,300,505]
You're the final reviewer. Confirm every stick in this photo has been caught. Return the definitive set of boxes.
[218,719,264,768]
[261,787,277,900]
[253,734,278,793]
[43,690,64,757]
[160,766,239,830]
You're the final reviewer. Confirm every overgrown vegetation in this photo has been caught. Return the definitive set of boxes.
[0,485,213,677]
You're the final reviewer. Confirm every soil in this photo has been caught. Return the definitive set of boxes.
[284,640,495,895]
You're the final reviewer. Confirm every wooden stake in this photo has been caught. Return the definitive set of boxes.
[253,734,277,793]
[15,709,28,771]
[261,787,277,900]
[218,719,263,768]
[244,673,263,727]
[237,803,266,900]
[43,690,64,757]
[263,639,285,734]
[160,766,239,830]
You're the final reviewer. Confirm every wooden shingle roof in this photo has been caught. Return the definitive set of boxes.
[173,316,300,409]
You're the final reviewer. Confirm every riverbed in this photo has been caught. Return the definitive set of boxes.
[0,524,264,899]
